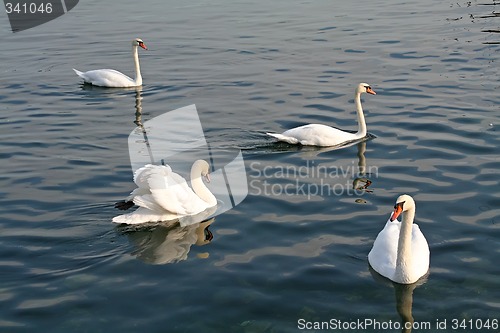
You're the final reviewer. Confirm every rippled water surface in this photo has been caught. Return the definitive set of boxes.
[0,0,499,332]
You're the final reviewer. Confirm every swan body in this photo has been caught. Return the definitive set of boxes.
[368,194,430,284]
[267,83,376,147]
[113,160,217,225]
[73,38,147,87]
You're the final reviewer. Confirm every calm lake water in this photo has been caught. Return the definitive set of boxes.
[0,0,499,332]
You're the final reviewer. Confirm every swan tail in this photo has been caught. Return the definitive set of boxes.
[266,132,300,144]
[112,207,181,225]
[73,68,84,77]
[112,213,133,224]
[112,209,143,224]
[112,208,161,224]
[133,164,172,188]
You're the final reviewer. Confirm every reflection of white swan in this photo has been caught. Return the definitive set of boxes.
[394,282,416,333]
[266,83,376,146]
[369,264,428,333]
[73,38,147,87]
[368,194,430,284]
[113,160,217,225]
[124,218,215,265]
[352,141,374,193]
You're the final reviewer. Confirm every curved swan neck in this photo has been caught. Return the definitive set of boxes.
[132,45,142,86]
[354,91,367,139]
[190,166,217,206]
[395,207,416,283]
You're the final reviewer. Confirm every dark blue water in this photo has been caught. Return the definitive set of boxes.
[0,0,499,332]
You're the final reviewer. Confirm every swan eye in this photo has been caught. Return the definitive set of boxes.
[394,201,405,209]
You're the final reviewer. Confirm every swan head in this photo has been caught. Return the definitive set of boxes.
[195,218,216,246]
[132,38,148,50]
[357,83,376,95]
[192,160,211,183]
[390,194,415,222]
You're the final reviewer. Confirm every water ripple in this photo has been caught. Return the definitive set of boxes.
[0,0,499,332]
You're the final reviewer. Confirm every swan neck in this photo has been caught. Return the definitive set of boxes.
[354,91,367,139]
[191,167,217,206]
[132,45,142,86]
[395,207,415,283]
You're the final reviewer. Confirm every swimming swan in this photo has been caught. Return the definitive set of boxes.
[113,160,217,225]
[73,38,147,87]
[267,83,376,146]
[368,194,430,284]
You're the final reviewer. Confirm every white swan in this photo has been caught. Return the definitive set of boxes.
[113,160,217,225]
[368,194,430,284]
[266,83,376,146]
[73,38,147,87]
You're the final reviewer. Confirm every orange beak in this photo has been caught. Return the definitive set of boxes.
[390,203,403,222]
[366,87,376,95]
[139,43,148,50]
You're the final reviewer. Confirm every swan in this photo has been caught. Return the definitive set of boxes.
[113,160,218,225]
[73,38,147,87]
[368,194,430,284]
[266,83,376,146]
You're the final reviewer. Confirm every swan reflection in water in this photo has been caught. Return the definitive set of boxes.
[118,217,216,265]
[257,136,376,201]
[352,141,373,194]
[369,265,429,333]
[291,140,375,196]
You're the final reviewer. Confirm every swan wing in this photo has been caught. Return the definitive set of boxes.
[119,164,168,203]
[368,218,401,280]
[133,164,171,189]
[269,124,356,146]
[133,193,165,212]
[411,224,430,277]
[146,166,208,215]
[73,68,135,87]
[125,187,149,202]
